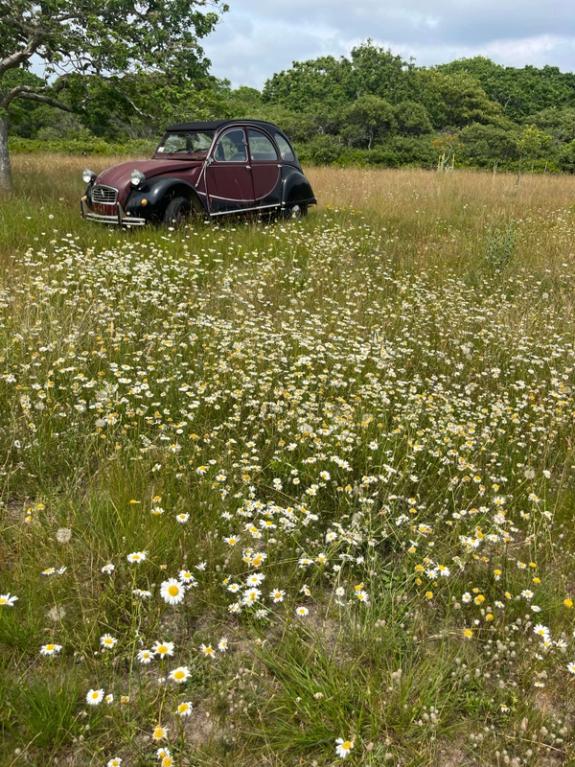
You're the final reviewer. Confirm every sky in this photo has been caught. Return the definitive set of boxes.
[202,0,575,88]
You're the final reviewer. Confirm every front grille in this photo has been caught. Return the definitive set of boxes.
[92,185,118,205]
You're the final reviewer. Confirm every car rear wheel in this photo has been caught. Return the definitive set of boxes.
[164,196,192,227]
[282,203,308,220]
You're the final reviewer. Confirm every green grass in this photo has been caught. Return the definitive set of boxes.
[1,156,575,766]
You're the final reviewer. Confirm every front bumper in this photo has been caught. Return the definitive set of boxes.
[80,198,146,227]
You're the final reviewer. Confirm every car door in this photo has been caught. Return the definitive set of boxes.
[206,127,255,215]
[247,128,282,209]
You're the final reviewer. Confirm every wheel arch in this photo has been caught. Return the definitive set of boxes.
[282,167,317,208]
[144,178,206,220]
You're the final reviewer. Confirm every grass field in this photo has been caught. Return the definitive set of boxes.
[1,156,575,767]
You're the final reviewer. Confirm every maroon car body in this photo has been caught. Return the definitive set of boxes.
[80,119,316,226]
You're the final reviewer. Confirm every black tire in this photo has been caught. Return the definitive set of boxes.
[282,203,308,221]
[163,195,192,227]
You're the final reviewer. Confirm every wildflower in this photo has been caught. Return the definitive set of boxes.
[152,724,168,741]
[107,759,122,767]
[218,637,229,652]
[86,688,105,706]
[335,738,354,758]
[55,527,72,543]
[0,594,18,607]
[246,573,265,587]
[153,640,175,658]
[295,606,309,617]
[242,587,261,606]
[133,588,152,599]
[176,513,189,524]
[176,701,193,717]
[105,693,114,704]
[160,579,185,605]
[138,649,154,664]
[564,598,573,609]
[463,628,474,639]
[200,643,215,658]
[100,633,118,650]
[179,569,196,585]
[127,551,147,564]
[101,563,115,575]
[270,589,285,603]
[534,624,550,640]
[568,662,575,675]
[169,666,191,684]
[40,643,62,656]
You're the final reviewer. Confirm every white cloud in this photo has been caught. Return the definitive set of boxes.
[204,0,575,87]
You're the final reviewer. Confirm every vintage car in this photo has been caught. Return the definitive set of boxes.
[80,119,316,227]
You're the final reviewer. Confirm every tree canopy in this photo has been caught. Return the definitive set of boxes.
[6,35,575,174]
[0,0,228,188]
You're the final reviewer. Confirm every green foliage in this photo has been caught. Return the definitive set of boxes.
[394,100,433,135]
[459,123,519,167]
[440,56,575,121]
[9,136,155,155]
[416,69,503,128]
[483,222,517,272]
[6,27,575,173]
[342,95,396,149]
[558,140,575,172]
[0,0,229,187]
[518,124,555,161]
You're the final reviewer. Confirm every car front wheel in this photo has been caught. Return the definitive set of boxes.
[163,195,192,227]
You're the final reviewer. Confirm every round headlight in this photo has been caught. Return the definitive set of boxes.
[82,168,96,184]
[130,169,146,187]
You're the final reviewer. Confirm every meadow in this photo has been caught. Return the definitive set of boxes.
[1,156,575,767]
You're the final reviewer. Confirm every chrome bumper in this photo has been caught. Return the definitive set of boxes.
[80,198,146,227]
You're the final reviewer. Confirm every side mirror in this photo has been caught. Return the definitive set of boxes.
[206,156,215,166]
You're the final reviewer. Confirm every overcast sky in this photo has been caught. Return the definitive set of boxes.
[203,0,575,88]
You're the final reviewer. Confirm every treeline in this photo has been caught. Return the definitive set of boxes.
[10,42,575,171]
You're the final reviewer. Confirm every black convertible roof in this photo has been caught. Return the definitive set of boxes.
[166,119,283,133]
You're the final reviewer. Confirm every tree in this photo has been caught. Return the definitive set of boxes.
[528,106,575,144]
[417,70,502,129]
[440,57,575,121]
[348,41,414,102]
[458,123,519,167]
[262,56,351,113]
[342,95,395,149]
[0,0,227,190]
[394,100,432,135]
[517,125,554,163]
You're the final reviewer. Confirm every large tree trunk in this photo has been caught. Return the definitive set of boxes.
[0,113,12,192]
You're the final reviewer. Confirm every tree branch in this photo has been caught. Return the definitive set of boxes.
[0,30,44,77]
[121,93,155,120]
[3,86,76,113]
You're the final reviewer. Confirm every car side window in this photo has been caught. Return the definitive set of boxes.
[248,129,279,162]
[214,129,248,163]
[273,133,296,162]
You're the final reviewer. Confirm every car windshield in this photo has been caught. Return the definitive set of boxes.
[155,130,215,159]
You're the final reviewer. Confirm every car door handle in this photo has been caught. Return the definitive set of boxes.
[246,166,252,170]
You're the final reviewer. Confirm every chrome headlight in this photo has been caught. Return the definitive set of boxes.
[130,169,146,187]
[82,168,96,184]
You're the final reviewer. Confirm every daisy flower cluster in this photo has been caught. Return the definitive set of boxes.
[2,206,575,765]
